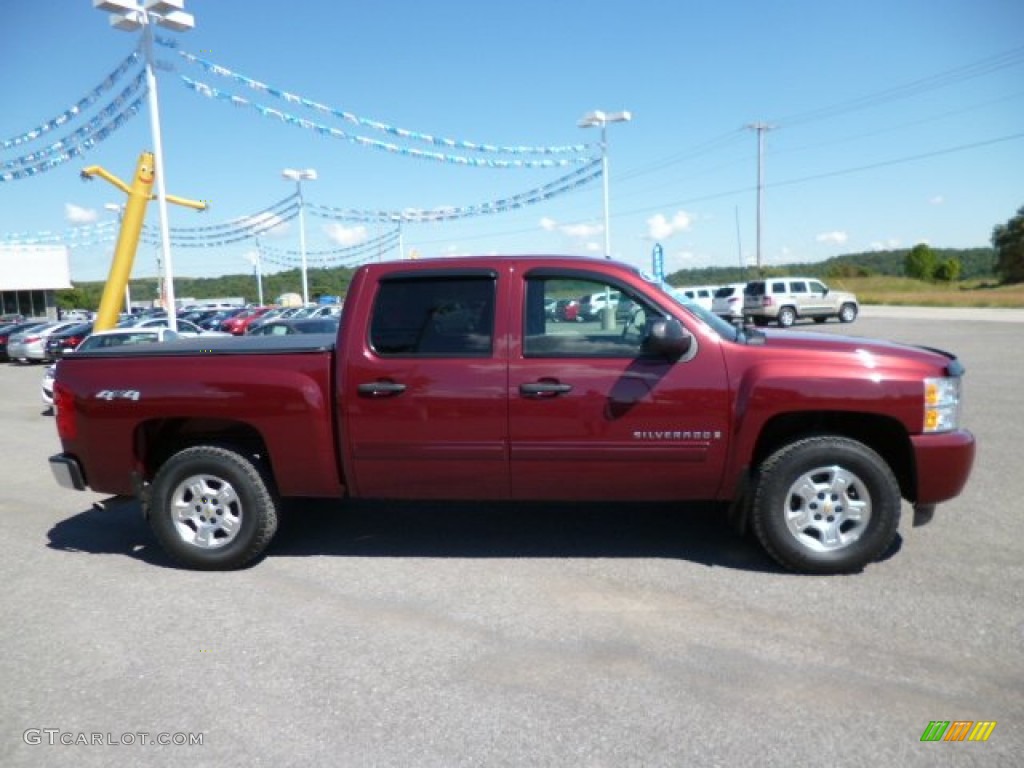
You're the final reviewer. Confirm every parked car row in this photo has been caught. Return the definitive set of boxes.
[1,311,342,415]
[1,320,82,363]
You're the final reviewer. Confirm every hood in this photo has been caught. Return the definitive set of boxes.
[754,329,962,376]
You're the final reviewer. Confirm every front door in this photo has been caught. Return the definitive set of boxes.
[508,269,731,501]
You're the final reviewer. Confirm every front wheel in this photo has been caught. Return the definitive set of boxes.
[148,445,279,570]
[751,437,901,574]
[839,303,858,323]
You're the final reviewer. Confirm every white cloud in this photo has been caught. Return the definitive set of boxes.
[869,239,901,251]
[929,195,945,205]
[65,203,98,224]
[323,222,368,246]
[646,211,692,241]
[815,231,848,245]
[537,216,603,241]
[561,222,603,239]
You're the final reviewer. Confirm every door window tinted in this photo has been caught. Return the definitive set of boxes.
[369,276,495,357]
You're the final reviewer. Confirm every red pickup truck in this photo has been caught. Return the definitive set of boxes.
[48,256,975,574]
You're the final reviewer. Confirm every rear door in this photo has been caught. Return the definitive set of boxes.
[508,267,731,501]
[341,269,510,499]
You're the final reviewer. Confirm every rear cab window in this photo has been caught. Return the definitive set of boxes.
[369,275,496,357]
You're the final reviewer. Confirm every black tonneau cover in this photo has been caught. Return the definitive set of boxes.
[70,333,337,358]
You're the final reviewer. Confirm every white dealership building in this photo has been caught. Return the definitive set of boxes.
[0,244,72,320]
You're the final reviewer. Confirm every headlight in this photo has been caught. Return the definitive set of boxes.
[923,376,961,433]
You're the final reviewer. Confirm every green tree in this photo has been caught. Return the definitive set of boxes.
[55,287,89,310]
[904,243,937,280]
[993,205,1024,284]
[933,258,961,282]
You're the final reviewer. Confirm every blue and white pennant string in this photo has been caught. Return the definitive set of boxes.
[1,49,141,150]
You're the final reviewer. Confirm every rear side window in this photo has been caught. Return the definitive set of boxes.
[790,281,808,294]
[370,276,495,357]
[745,282,766,297]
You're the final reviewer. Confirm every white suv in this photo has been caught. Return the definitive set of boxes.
[711,283,747,321]
[743,277,858,327]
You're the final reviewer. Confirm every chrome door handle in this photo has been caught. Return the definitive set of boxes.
[519,382,572,397]
[357,381,407,397]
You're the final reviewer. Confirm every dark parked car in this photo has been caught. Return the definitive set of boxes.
[43,322,94,361]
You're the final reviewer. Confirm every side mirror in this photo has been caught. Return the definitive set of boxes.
[642,318,692,361]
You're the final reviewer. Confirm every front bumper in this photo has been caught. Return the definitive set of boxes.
[910,429,976,505]
[49,454,87,491]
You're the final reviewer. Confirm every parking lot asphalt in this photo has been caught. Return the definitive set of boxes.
[1,310,1022,767]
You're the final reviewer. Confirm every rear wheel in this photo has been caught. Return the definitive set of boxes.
[148,445,278,570]
[751,436,901,574]
[777,306,797,327]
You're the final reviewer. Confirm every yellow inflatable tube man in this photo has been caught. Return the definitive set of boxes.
[81,151,207,331]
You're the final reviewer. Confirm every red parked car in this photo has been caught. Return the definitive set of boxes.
[220,307,273,336]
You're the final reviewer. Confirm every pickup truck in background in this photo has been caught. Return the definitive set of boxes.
[48,256,975,574]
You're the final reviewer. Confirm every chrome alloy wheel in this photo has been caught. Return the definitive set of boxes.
[170,473,243,549]
[783,465,871,553]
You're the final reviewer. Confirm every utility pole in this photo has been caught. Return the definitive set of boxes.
[747,122,775,274]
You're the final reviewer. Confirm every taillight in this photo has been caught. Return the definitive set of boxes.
[54,381,77,440]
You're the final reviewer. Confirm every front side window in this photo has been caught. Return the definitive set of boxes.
[523,275,662,358]
[369,276,495,357]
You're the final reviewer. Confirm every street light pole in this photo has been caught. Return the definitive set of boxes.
[578,110,631,259]
[282,168,317,304]
[94,0,196,331]
[249,238,265,306]
[747,121,775,274]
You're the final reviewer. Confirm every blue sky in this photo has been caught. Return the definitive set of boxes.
[2,0,1023,285]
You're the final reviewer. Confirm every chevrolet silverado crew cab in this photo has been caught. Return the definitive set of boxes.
[48,256,974,574]
[744,277,859,327]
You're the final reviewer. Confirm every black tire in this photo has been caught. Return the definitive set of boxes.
[839,303,858,323]
[751,436,901,574]
[777,306,797,327]
[147,445,279,570]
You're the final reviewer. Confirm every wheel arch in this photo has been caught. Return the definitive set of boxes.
[751,411,914,499]
[134,418,278,495]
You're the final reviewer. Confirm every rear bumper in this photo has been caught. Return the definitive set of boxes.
[49,453,87,491]
[910,429,976,505]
